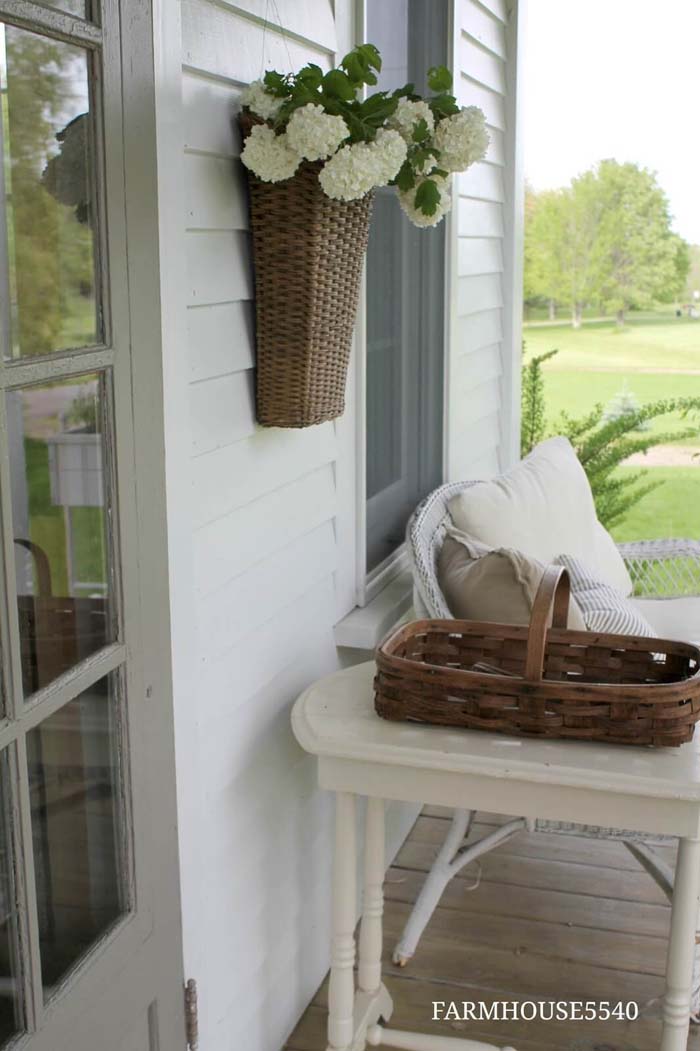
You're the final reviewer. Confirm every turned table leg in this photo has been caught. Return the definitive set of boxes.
[662,836,700,1051]
[328,792,357,1051]
[359,797,385,995]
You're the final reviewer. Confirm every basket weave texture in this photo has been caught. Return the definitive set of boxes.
[375,566,700,747]
[240,114,373,428]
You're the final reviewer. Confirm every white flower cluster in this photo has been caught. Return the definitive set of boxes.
[319,128,407,201]
[286,104,349,161]
[399,175,452,228]
[240,79,283,121]
[434,106,490,173]
[240,124,299,183]
[389,98,435,143]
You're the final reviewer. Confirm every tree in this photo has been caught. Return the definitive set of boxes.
[594,160,683,325]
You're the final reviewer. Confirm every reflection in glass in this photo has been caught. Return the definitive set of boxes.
[0,754,23,1044]
[28,675,127,997]
[0,23,98,359]
[7,376,112,697]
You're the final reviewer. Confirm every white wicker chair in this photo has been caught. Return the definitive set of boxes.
[397,478,700,1014]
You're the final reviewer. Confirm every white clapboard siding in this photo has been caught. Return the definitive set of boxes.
[182,73,242,157]
[461,0,506,57]
[186,229,252,304]
[182,1,332,82]
[190,370,256,455]
[447,0,518,485]
[187,301,255,382]
[185,154,248,230]
[193,463,336,595]
[191,422,337,527]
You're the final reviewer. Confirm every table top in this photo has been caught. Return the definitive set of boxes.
[292,661,700,803]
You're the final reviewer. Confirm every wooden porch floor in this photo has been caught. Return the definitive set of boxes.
[285,807,700,1051]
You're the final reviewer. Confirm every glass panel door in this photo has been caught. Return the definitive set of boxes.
[0,2,150,1045]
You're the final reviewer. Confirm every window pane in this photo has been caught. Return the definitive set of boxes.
[28,674,127,998]
[0,24,99,359]
[0,753,24,1044]
[40,2,90,18]
[7,376,113,697]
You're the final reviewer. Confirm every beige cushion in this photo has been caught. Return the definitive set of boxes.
[632,597,700,644]
[438,529,586,629]
[447,437,633,597]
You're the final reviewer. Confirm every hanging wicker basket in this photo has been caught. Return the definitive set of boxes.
[240,114,373,428]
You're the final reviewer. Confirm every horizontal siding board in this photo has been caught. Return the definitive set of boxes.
[461,0,506,57]
[458,161,504,202]
[460,35,506,94]
[211,0,337,53]
[453,405,501,445]
[193,463,336,595]
[458,75,505,129]
[191,422,336,527]
[182,72,241,157]
[198,576,337,714]
[456,307,503,353]
[453,342,503,390]
[186,229,252,305]
[453,375,501,427]
[182,0,331,83]
[456,273,503,316]
[190,369,255,455]
[476,0,508,23]
[185,153,248,230]
[458,235,503,276]
[458,198,504,238]
[196,520,336,660]
[187,301,255,382]
[484,125,504,165]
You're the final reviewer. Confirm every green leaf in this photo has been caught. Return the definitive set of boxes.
[356,42,382,73]
[394,161,416,192]
[412,117,430,143]
[392,83,415,99]
[429,94,460,117]
[341,52,366,84]
[427,65,453,92]
[322,69,357,101]
[295,63,324,90]
[415,178,441,217]
[263,69,291,97]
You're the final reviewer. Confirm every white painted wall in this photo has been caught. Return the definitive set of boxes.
[168,2,417,1049]
[446,0,523,480]
[154,1,523,1048]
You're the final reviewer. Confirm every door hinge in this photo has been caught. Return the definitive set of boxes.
[184,979,198,1050]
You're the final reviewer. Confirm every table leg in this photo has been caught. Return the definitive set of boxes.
[662,835,700,1051]
[328,792,357,1051]
[359,797,385,995]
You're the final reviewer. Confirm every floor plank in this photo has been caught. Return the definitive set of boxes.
[282,809,699,1051]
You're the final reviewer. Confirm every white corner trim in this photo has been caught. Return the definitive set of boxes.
[334,570,413,650]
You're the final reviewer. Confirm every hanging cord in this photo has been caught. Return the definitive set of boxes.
[259,0,294,79]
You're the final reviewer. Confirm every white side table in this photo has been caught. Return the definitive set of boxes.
[292,660,700,1051]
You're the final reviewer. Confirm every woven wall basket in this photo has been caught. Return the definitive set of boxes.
[375,566,700,747]
[240,115,373,428]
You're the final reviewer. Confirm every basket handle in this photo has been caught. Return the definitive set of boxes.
[524,565,571,682]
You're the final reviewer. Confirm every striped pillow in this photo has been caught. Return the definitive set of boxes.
[555,554,655,637]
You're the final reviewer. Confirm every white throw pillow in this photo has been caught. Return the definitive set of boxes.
[447,437,633,596]
[556,554,655,637]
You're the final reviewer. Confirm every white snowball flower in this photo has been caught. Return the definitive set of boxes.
[433,106,489,173]
[371,128,408,187]
[398,175,452,228]
[286,104,349,161]
[241,124,299,183]
[240,79,283,121]
[318,128,408,201]
[319,140,378,200]
[389,98,435,143]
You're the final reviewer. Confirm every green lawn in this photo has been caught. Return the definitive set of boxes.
[612,468,700,542]
[522,311,700,541]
